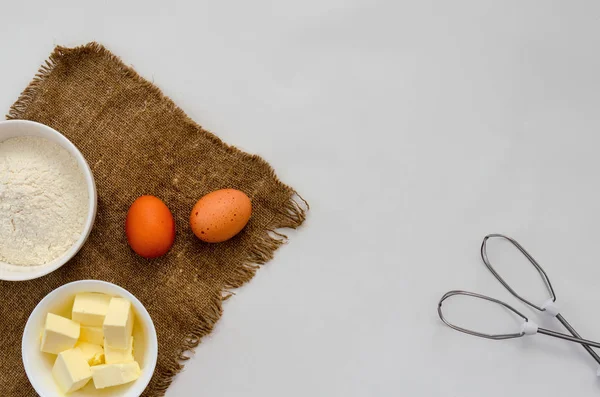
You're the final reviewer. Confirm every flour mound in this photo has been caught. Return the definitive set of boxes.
[0,136,89,266]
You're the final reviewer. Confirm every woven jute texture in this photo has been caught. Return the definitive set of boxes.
[2,43,307,396]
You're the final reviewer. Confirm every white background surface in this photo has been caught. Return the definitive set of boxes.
[2,0,600,396]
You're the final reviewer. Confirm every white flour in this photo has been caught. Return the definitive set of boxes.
[0,136,89,266]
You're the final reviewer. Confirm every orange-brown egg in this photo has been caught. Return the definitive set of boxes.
[190,189,252,243]
[126,195,175,258]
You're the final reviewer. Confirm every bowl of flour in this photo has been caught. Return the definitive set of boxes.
[0,120,97,281]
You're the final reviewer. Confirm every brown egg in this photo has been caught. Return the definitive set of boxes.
[126,195,176,258]
[190,189,252,243]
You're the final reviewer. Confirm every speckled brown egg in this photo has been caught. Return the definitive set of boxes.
[190,189,252,243]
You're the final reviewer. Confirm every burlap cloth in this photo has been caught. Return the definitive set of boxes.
[1,43,307,396]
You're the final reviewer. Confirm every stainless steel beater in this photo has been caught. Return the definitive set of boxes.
[438,234,600,372]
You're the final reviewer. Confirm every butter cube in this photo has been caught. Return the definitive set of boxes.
[80,326,104,345]
[91,362,141,389]
[72,293,111,327]
[75,341,104,366]
[105,336,134,364]
[40,313,80,354]
[52,348,92,393]
[103,297,133,349]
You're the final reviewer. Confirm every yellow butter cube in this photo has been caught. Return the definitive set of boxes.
[103,297,133,349]
[75,341,104,366]
[105,337,134,364]
[91,362,141,389]
[52,348,92,393]
[40,313,80,355]
[80,325,104,345]
[72,293,111,327]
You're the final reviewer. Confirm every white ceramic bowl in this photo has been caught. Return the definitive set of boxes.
[22,280,158,397]
[0,120,97,281]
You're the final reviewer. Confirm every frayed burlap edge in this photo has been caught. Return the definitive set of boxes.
[7,42,309,396]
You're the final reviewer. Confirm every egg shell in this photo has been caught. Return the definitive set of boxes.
[126,195,176,258]
[190,189,252,243]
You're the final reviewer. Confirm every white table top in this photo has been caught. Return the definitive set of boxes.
[3,1,600,395]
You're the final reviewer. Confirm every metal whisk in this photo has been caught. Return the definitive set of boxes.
[438,234,600,372]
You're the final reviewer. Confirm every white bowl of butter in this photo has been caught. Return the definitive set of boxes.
[22,280,158,397]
